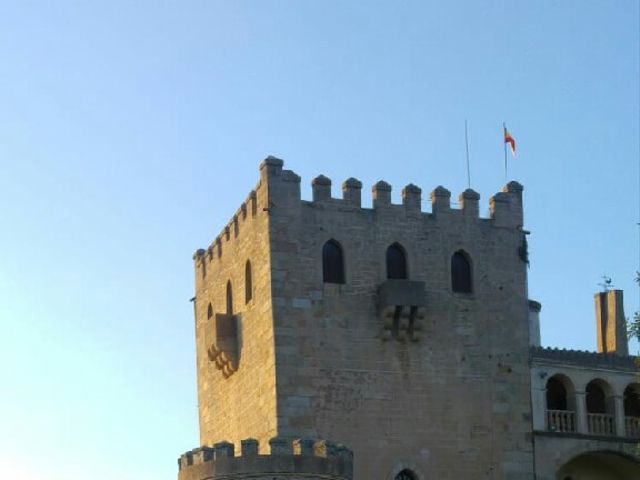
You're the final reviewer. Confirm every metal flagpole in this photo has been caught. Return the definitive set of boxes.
[465,119,471,189]
[503,122,508,182]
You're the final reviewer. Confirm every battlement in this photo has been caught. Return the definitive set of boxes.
[193,157,525,277]
[262,155,523,220]
[530,346,638,371]
[192,188,259,267]
[178,437,353,480]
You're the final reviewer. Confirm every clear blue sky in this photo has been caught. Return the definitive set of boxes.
[0,1,638,479]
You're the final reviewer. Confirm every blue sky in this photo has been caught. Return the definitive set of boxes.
[0,1,638,479]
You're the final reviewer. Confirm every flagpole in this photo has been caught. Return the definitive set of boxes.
[503,122,508,182]
[465,119,471,189]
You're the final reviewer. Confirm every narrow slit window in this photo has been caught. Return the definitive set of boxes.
[207,303,213,319]
[245,260,253,304]
[386,243,408,279]
[226,280,233,315]
[322,239,345,284]
[451,250,472,293]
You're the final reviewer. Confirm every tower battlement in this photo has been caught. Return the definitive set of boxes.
[260,155,522,221]
[192,188,258,266]
[178,437,353,480]
[193,156,525,280]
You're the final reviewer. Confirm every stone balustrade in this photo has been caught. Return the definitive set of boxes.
[546,408,640,438]
[547,409,576,433]
[587,413,615,436]
[625,416,640,438]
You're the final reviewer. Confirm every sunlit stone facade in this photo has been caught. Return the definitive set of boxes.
[177,158,640,480]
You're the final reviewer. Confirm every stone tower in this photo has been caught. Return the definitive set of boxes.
[183,157,534,479]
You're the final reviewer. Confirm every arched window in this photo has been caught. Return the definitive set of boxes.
[386,243,408,279]
[322,239,345,284]
[624,384,640,418]
[395,469,417,480]
[245,260,253,304]
[586,380,608,414]
[207,303,213,319]
[226,280,233,315]
[585,379,614,435]
[451,250,472,293]
[546,374,576,433]
[547,376,569,410]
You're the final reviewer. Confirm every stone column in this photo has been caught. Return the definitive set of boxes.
[532,386,547,431]
[613,395,626,437]
[528,300,542,347]
[575,391,588,434]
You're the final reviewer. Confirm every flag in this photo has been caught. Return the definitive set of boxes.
[504,127,516,157]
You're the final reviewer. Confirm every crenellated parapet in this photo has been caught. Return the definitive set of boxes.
[177,437,353,480]
[259,156,523,223]
[192,156,525,279]
[530,346,637,370]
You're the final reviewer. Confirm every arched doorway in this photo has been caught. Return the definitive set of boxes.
[546,374,576,433]
[556,451,640,480]
[394,469,418,480]
[585,379,614,435]
[624,383,640,438]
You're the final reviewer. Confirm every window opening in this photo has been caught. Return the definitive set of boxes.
[226,281,233,315]
[624,385,640,417]
[323,239,345,284]
[395,469,417,480]
[546,377,568,410]
[586,381,606,413]
[451,250,472,293]
[245,261,253,304]
[386,243,408,279]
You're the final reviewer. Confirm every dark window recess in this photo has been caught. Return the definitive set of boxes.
[386,243,408,279]
[586,382,606,413]
[395,470,417,480]
[624,386,640,417]
[451,250,472,293]
[207,303,213,319]
[322,240,345,284]
[546,377,568,410]
[245,260,253,304]
[226,281,233,315]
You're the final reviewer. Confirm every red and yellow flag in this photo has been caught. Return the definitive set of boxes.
[504,127,516,157]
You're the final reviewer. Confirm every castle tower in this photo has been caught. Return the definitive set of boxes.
[187,157,534,480]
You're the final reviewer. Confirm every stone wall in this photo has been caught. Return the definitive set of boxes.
[178,437,353,480]
[192,159,280,451]
[262,159,534,479]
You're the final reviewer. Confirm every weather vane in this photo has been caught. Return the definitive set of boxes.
[598,275,613,292]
